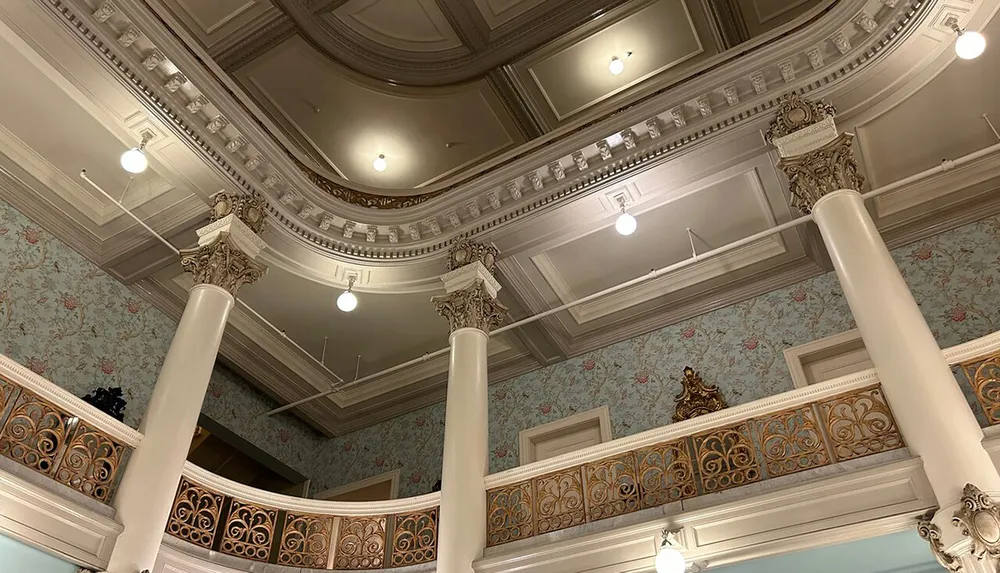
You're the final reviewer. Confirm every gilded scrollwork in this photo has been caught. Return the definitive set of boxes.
[0,375,18,413]
[953,483,1000,560]
[961,356,1000,425]
[636,438,698,508]
[179,233,268,297]
[693,422,762,493]
[54,421,129,502]
[817,386,903,461]
[583,452,640,521]
[167,477,224,548]
[220,499,278,562]
[432,280,509,333]
[390,507,437,567]
[673,367,727,422]
[487,482,534,546]
[278,513,333,568]
[533,468,586,534]
[777,132,865,213]
[0,389,71,476]
[916,510,961,571]
[335,515,387,569]
[764,93,837,144]
[754,406,830,477]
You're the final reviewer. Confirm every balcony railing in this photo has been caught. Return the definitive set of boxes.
[0,354,141,504]
[166,463,440,569]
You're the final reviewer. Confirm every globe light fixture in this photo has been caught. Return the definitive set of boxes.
[373,153,387,172]
[337,276,359,312]
[949,18,986,60]
[120,132,153,174]
[615,196,637,236]
[609,55,625,75]
[655,530,687,573]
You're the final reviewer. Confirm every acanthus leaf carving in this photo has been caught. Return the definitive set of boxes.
[180,233,267,297]
[953,483,1000,560]
[432,280,509,333]
[777,132,864,213]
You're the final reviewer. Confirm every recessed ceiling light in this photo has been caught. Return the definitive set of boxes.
[373,153,387,172]
[609,56,625,75]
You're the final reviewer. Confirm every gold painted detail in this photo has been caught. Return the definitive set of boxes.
[777,132,864,213]
[220,499,278,562]
[211,192,266,234]
[764,93,837,144]
[447,240,499,272]
[486,385,904,546]
[916,510,961,572]
[278,513,333,569]
[961,356,1000,425]
[335,515,387,570]
[432,280,509,333]
[817,385,903,461]
[167,477,225,548]
[390,507,438,567]
[673,366,728,422]
[0,377,131,504]
[953,483,1000,560]
[179,233,268,296]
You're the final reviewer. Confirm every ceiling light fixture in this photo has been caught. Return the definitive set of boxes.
[655,530,687,573]
[337,275,359,312]
[373,153,387,172]
[949,18,986,59]
[609,56,625,75]
[120,132,153,174]
[615,196,637,236]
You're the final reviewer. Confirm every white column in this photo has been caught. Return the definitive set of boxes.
[106,284,234,573]
[432,242,508,573]
[769,94,1000,566]
[105,195,267,573]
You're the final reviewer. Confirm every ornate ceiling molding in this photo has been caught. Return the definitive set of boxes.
[43,0,936,264]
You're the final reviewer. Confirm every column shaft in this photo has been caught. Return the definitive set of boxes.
[812,190,1000,504]
[437,327,490,573]
[106,284,234,572]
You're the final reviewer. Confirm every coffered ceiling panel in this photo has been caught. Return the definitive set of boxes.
[740,0,819,35]
[237,35,524,189]
[510,0,716,123]
[472,0,549,29]
[330,0,463,52]
[161,0,281,51]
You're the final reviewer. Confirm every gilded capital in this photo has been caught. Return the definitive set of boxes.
[180,192,268,296]
[432,279,509,333]
[768,93,864,213]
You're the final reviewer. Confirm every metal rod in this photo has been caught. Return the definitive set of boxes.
[985,114,1000,143]
[80,170,180,255]
[354,354,362,381]
[264,141,1000,417]
[686,227,698,259]
[321,337,328,365]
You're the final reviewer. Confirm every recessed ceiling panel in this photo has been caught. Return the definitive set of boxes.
[332,0,463,52]
[737,0,823,36]
[472,0,549,29]
[237,36,523,189]
[521,0,704,120]
[162,0,279,50]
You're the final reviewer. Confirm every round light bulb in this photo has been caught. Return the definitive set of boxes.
[655,546,686,573]
[373,154,387,172]
[609,56,625,75]
[955,30,986,59]
[120,147,148,174]
[615,212,637,235]
[337,290,358,312]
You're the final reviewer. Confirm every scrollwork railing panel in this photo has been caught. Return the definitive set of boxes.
[962,357,1000,425]
[0,389,71,476]
[167,477,225,549]
[583,451,640,522]
[533,468,586,534]
[335,515,388,570]
[486,481,534,546]
[390,507,437,567]
[817,385,903,461]
[753,405,830,477]
[220,499,278,562]
[635,438,698,509]
[278,512,333,568]
[693,422,762,493]
[53,421,129,502]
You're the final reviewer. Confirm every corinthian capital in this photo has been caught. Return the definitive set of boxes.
[768,93,865,213]
[432,240,508,333]
[180,192,268,296]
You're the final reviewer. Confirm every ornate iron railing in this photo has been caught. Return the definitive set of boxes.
[959,354,1000,425]
[166,464,439,570]
[0,355,139,504]
[484,383,904,546]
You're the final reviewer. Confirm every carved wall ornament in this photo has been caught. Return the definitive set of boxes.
[142,50,164,71]
[225,136,246,153]
[572,151,589,170]
[723,85,739,106]
[750,71,767,94]
[778,60,795,83]
[505,181,522,199]
[597,139,613,160]
[186,95,208,115]
[210,193,266,234]
[855,11,878,33]
[388,227,399,243]
[319,215,334,230]
[917,511,961,571]
[673,367,728,422]
[806,46,824,70]
[92,1,116,23]
[277,190,295,204]
[366,226,377,243]
[343,220,356,239]
[299,203,316,219]
[487,191,502,210]
[832,31,852,54]
[446,210,461,228]
[446,240,499,272]
[205,115,228,134]
[696,97,712,118]
[777,132,865,213]
[645,118,662,139]
[953,483,1000,560]
[621,129,637,150]
[408,223,421,241]
[764,93,838,144]
[672,106,687,128]
[164,73,187,93]
[180,233,267,296]
[548,161,565,181]
[526,172,543,191]
[466,201,481,218]
[117,26,140,48]
[426,217,442,236]
[432,279,509,333]
[881,0,899,6]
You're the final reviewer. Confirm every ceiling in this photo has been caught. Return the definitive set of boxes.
[0,0,999,436]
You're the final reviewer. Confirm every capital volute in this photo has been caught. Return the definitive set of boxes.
[432,240,508,333]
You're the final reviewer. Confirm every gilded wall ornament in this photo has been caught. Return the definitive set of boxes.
[777,132,865,213]
[673,367,728,422]
[210,192,266,234]
[180,233,268,297]
[432,280,509,333]
[917,510,961,572]
[447,240,499,272]
[764,93,837,144]
[953,483,1000,560]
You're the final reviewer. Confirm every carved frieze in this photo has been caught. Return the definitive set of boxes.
[180,233,267,296]
[211,192,266,234]
[764,93,837,144]
[432,280,509,333]
[778,132,864,213]
[446,240,498,272]
[673,367,727,422]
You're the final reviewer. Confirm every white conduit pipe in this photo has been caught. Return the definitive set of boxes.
[79,171,347,385]
[264,140,1000,417]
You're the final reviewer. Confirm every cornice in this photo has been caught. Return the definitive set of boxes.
[42,0,932,265]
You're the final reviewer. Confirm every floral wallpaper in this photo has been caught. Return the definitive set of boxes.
[3,193,1000,500]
